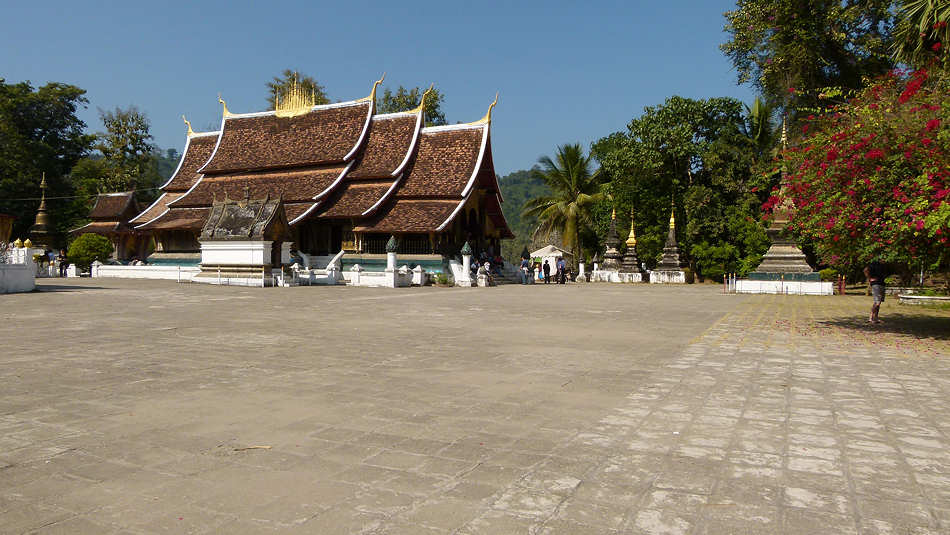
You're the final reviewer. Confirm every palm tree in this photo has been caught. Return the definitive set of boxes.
[522,144,604,268]
[893,0,950,67]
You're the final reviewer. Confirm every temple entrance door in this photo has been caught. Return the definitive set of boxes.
[330,225,343,253]
[271,241,282,268]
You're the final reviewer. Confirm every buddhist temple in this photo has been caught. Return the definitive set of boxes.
[129,78,512,272]
[72,191,145,260]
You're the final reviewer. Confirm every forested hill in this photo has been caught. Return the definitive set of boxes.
[498,168,550,261]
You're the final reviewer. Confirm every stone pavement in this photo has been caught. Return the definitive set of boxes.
[0,279,948,534]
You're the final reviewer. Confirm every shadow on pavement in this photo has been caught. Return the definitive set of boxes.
[34,284,108,292]
[817,314,950,341]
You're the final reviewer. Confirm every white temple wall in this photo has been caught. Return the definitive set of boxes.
[0,263,36,293]
[200,241,273,266]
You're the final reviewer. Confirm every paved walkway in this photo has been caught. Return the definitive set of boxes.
[0,279,947,534]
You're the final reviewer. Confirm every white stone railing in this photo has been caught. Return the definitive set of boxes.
[1,247,36,293]
[91,264,200,282]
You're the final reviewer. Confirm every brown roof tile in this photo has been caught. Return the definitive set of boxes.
[200,102,371,174]
[88,192,135,220]
[396,126,484,199]
[284,202,317,223]
[353,199,459,233]
[136,207,209,231]
[164,134,218,192]
[130,192,183,225]
[170,165,346,207]
[347,114,418,179]
[71,221,122,235]
[318,181,392,218]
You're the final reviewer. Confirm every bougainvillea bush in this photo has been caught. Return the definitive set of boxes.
[780,64,950,273]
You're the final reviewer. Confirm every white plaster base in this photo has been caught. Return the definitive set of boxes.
[736,279,833,295]
[590,270,619,283]
[200,241,273,267]
[617,272,643,283]
[0,263,36,293]
[650,270,686,284]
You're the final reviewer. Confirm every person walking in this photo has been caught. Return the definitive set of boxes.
[57,249,68,277]
[520,256,530,284]
[542,260,551,284]
[863,259,887,324]
[556,257,567,284]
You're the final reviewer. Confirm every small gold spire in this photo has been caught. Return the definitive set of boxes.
[611,208,616,220]
[470,92,498,125]
[358,72,387,103]
[409,84,434,114]
[625,207,637,247]
[182,115,194,136]
[669,208,676,229]
[218,93,231,117]
[275,72,318,118]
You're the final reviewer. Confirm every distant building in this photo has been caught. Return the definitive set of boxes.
[71,191,145,261]
[126,80,512,270]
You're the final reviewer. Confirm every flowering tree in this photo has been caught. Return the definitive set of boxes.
[780,64,950,274]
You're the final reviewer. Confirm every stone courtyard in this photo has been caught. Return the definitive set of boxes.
[1,279,948,534]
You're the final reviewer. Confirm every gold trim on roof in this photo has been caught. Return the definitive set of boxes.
[182,115,194,137]
[275,72,317,118]
[409,84,434,114]
[469,93,498,125]
[357,73,386,103]
[218,94,231,117]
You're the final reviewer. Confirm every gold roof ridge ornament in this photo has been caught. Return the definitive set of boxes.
[358,73,386,104]
[409,84,434,114]
[626,207,637,247]
[275,72,319,118]
[218,93,231,117]
[470,92,498,125]
[182,115,194,137]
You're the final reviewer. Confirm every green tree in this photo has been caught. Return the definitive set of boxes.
[376,85,447,126]
[593,96,770,278]
[721,0,895,110]
[67,233,114,271]
[498,167,552,261]
[266,69,329,109]
[892,0,950,67]
[781,65,950,277]
[0,79,93,241]
[95,106,159,193]
[522,144,604,267]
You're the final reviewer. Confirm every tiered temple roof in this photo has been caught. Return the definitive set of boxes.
[73,191,141,235]
[130,80,512,240]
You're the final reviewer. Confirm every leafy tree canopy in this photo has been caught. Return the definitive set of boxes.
[780,66,950,273]
[376,85,447,127]
[266,69,330,109]
[892,0,950,67]
[593,96,771,278]
[721,0,895,111]
[0,79,93,241]
[522,144,604,267]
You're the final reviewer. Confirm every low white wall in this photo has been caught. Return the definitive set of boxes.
[93,264,200,281]
[736,280,833,295]
[650,270,686,284]
[200,241,272,266]
[0,263,36,294]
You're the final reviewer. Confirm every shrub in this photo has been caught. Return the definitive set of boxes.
[68,233,113,271]
[819,268,838,281]
[435,272,449,286]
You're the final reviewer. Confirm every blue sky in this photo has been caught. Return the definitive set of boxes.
[3,1,753,176]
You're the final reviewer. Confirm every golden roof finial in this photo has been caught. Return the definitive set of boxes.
[409,83,434,114]
[669,200,676,229]
[626,207,637,247]
[182,115,194,136]
[471,92,498,125]
[275,73,318,118]
[218,93,231,117]
[359,73,387,104]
